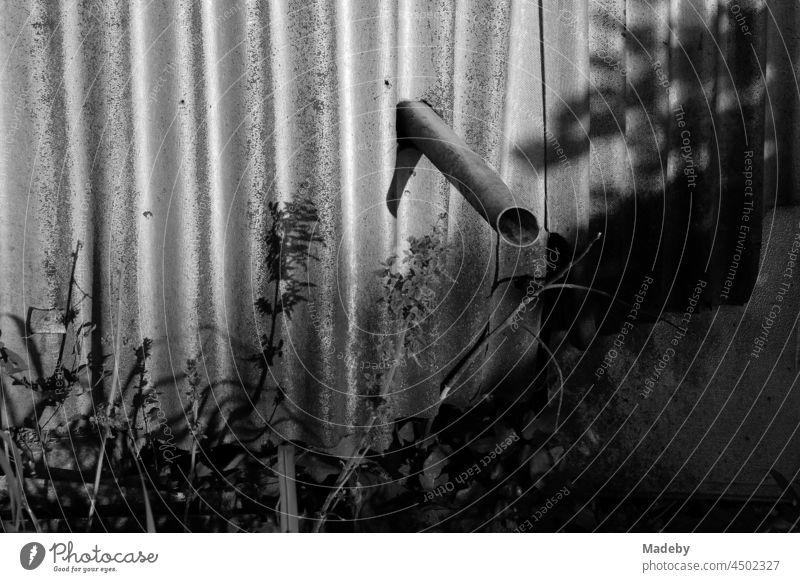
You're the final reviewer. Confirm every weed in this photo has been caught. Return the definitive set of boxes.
[313,215,455,531]
[0,429,40,532]
[255,190,323,370]
[182,356,207,527]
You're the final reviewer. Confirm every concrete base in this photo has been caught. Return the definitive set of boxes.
[562,204,800,500]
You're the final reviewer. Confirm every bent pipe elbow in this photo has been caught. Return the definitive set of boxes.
[393,100,539,247]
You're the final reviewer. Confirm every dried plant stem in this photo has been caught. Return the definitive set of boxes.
[129,437,156,533]
[0,431,22,530]
[311,432,371,534]
[0,430,40,532]
[277,443,299,533]
[184,406,199,528]
[1,375,9,463]
[56,241,82,368]
[86,270,124,531]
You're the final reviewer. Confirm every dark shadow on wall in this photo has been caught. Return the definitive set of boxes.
[509,2,768,349]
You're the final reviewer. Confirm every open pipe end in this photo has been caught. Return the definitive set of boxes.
[497,207,540,247]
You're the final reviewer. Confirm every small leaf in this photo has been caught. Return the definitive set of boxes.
[529,450,552,480]
[549,446,565,464]
[222,452,247,473]
[0,345,28,374]
[221,489,237,511]
[521,407,556,440]
[296,454,340,483]
[194,462,213,479]
[455,481,484,504]
[396,422,415,445]
[586,427,600,446]
[433,472,449,487]
[420,446,449,491]
[467,437,497,455]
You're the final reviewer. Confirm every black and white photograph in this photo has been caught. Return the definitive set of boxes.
[0,0,799,578]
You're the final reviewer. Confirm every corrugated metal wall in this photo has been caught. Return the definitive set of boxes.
[0,0,796,451]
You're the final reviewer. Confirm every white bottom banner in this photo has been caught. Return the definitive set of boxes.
[0,534,798,581]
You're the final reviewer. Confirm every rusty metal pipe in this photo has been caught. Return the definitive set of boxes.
[396,100,539,247]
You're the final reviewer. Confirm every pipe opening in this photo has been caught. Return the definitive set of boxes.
[497,207,540,247]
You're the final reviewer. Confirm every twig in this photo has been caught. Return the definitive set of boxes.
[0,430,40,532]
[86,269,124,531]
[311,436,370,534]
[34,241,85,431]
[1,374,11,458]
[277,443,299,532]
[546,232,602,287]
[265,253,282,368]
[0,432,23,530]
[184,431,198,526]
[129,437,156,533]
[38,401,68,432]
[183,364,201,529]
[490,231,501,297]
[56,241,83,369]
